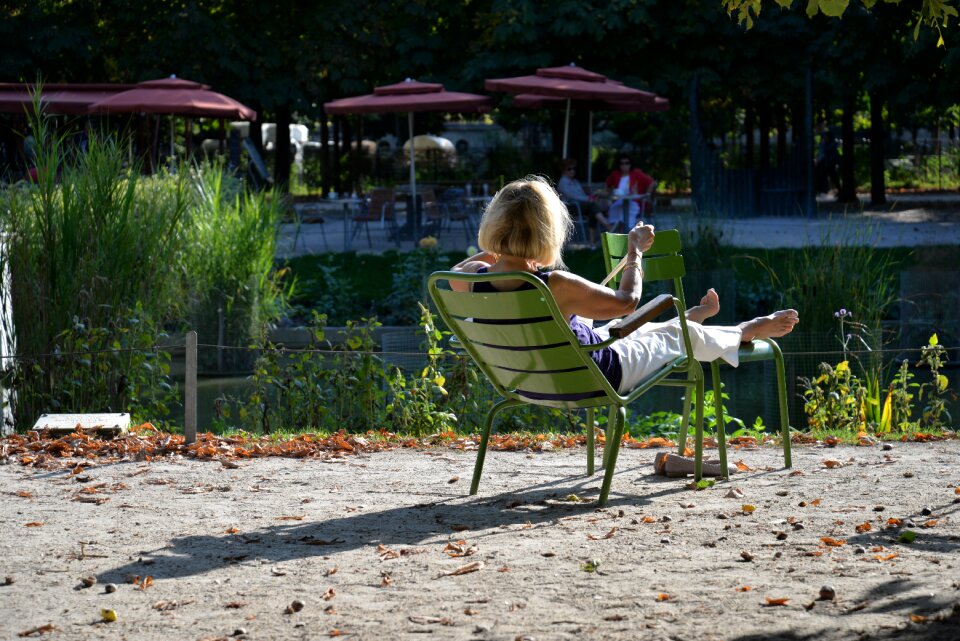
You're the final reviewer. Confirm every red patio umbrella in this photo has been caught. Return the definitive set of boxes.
[87,77,256,120]
[325,79,492,240]
[0,83,135,115]
[88,76,257,164]
[486,64,667,181]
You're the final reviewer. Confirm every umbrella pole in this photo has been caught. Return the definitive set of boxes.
[408,112,418,242]
[587,111,594,186]
[562,98,571,158]
[169,116,175,170]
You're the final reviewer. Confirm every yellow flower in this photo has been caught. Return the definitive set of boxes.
[418,236,438,249]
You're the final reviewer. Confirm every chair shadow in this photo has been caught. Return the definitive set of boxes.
[97,467,687,585]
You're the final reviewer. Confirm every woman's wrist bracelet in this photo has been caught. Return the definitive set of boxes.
[623,261,642,273]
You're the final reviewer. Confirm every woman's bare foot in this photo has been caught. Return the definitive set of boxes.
[686,288,720,323]
[739,310,799,342]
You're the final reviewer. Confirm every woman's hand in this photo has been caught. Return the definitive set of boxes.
[628,221,655,253]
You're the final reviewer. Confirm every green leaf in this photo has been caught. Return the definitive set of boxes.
[695,479,715,490]
[898,530,917,544]
[580,560,599,573]
[806,0,820,17]
[818,0,849,17]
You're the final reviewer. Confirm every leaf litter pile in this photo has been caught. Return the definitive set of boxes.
[0,425,713,470]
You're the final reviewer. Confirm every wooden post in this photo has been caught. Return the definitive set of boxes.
[185,331,197,444]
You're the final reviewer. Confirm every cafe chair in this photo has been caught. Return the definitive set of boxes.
[350,188,397,249]
[601,230,792,476]
[428,270,701,507]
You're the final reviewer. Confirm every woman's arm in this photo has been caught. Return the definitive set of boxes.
[549,223,654,319]
[449,250,497,292]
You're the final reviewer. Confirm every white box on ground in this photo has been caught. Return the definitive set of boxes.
[32,412,130,435]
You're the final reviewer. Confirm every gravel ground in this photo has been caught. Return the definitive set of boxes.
[2,441,959,641]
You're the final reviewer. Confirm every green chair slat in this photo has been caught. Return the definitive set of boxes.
[450,317,571,347]
[493,368,604,395]
[641,255,686,282]
[433,287,549,320]
[474,343,588,371]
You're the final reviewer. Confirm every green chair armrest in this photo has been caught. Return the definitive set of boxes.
[608,294,675,339]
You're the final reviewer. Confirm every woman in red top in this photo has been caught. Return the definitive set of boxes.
[604,154,656,229]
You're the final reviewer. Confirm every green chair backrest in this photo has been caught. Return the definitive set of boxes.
[601,229,689,312]
[427,271,620,409]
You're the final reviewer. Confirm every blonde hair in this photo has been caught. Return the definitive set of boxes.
[477,175,573,268]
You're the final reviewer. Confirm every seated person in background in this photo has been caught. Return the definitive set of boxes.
[450,176,799,394]
[556,158,612,245]
[604,154,657,229]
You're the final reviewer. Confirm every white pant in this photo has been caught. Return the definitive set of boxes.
[593,319,743,394]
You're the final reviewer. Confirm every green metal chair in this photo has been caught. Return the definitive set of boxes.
[427,269,706,507]
[601,230,792,476]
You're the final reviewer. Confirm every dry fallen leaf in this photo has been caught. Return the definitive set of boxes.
[855,522,872,534]
[737,586,753,592]
[656,593,671,602]
[464,608,479,615]
[444,561,485,576]
[734,460,753,472]
[276,515,305,521]
[724,488,745,499]
[378,544,400,561]
[224,527,240,534]
[323,588,336,601]
[873,553,899,562]
[642,516,657,523]
[910,614,928,624]
[820,537,846,547]
[224,602,246,609]
[764,597,790,606]
[15,491,33,499]
[408,616,453,625]
[138,575,154,590]
[921,519,939,528]
[887,517,904,528]
[587,527,618,541]
[380,572,394,587]
[17,623,55,637]
[810,499,822,507]
[24,522,44,527]
[742,504,756,514]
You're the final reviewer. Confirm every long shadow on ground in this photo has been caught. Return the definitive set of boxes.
[98,467,686,584]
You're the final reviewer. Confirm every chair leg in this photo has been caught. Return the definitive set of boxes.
[710,360,729,479]
[586,407,595,476]
[598,406,626,507]
[602,405,617,469]
[769,340,792,468]
[693,370,705,482]
[470,398,523,495]
[676,376,695,455]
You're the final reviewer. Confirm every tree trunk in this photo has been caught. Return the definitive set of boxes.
[274,104,292,190]
[776,103,787,166]
[744,103,755,169]
[249,101,264,155]
[869,90,886,206]
[839,95,857,203]
[320,114,330,197]
[758,103,771,169]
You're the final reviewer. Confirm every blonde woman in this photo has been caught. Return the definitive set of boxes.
[451,176,799,393]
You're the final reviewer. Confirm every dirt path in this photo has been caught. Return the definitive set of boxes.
[2,442,958,641]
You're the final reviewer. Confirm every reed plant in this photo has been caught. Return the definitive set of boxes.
[1,100,188,428]
[180,163,288,372]
[774,224,899,335]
